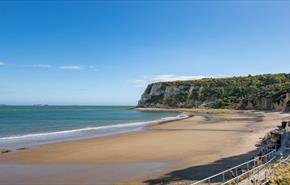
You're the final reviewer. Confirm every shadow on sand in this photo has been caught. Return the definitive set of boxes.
[143,150,258,185]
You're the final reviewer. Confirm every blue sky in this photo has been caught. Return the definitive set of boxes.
[0,1,290,105]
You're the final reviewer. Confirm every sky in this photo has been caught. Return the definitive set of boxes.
[0,1,290,105]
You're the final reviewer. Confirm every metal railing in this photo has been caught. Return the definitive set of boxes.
[224,148,290,185]
[222,156,276,185]
[190,150,276,185]
[259,149,290,185]
[189,123,290,185]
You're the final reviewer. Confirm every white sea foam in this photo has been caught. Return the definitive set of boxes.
[0,113,189,149]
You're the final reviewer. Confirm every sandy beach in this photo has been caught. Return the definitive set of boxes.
[0,110,289,185]
[2,1,290,184]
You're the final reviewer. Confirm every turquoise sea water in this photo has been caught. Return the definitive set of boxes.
[0,106,182,150]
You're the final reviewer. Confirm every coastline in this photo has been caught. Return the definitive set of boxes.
[0,110,289,185]
[134,107,238,113]
[0,110,188,151]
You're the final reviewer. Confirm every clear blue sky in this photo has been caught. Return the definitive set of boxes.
[0,1,290,105]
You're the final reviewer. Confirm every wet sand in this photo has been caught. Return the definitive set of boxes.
[0,163,170,185]
[0,110,289,185]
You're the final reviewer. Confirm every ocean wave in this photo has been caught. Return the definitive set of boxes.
[0,113,189,142]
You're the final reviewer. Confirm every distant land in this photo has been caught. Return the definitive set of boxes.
[138,73,290,112]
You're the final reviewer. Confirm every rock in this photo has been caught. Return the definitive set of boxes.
[137,73,290,111]
[149,84,165,96]
[1,149,11,154]
[17,147,28,151]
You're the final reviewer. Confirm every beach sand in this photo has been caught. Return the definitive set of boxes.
[0,110,289,185]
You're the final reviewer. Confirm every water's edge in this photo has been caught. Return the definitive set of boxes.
[0,112,190,151]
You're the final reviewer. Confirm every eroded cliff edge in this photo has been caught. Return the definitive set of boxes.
[137,73,290,112]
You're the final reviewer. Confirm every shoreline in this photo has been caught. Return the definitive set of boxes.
[0,108,261,153]
[0,111,190,152]
[134,107,241,113]
[0,110,289,185]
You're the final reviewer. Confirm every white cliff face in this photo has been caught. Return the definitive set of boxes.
[149,84,165,96]
[138,85,290,112]
[137,74,290,112]
[163,86,187,99]
[138,83,207,108]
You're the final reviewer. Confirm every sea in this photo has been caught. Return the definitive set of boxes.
[0,106,186,150]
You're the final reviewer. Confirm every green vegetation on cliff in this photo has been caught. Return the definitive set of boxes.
[138,73,290,111]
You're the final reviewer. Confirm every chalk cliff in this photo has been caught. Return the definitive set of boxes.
[138,73,290,112]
